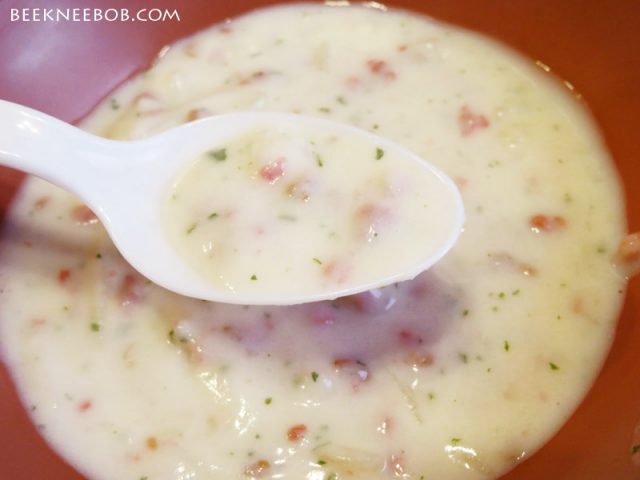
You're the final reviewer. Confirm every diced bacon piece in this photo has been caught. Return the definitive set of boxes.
[185,108,213,122]
[259,157,286,183]
[244,459,271,477]
[77,400,92,412]
[614,232,640,278]
[397,328,424,347]
[58,269,71,284]
[334,358,370,389]
[33,196,49,210]
[323,259,351,284]
[367,59,397,80]
[355,203,394,242]
[405,351,435,367]
[286,424,308,442]
[529,214,567,233]
[458,105,489,136]
[71,205,98,225]
[117,273,146,306]
[453,176,468,190]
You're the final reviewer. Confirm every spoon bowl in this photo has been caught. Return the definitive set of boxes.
[0,99,464,305]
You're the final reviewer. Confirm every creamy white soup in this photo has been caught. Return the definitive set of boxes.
[0,3,633,480]
[165,122,460,300]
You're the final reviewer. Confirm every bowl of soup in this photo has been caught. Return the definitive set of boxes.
[1,1,639,479]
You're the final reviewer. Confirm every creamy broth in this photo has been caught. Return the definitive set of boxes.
[0,4,630,480]
[165,122,459,299]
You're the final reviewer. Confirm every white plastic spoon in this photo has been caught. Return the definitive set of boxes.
[0,99,464,305]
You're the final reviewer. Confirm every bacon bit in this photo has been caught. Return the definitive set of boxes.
[614,232,640,278]
[572,295,586,315]
[287,424,308,442]
[259,157,286,183]
[244,459,271,477]
[71,205,98,225]
[405,351,435,367]
[146,436,158,451]
[355,203,394,242]
[458,105,489,137]
[397,329,424,347]
[185,108,213,122]
[367,59,397,80]
[117,273,145,306]
[454,176,468,190]
[77,400,93,412]
[33,196,49,210]
[333,358,370,388]
[529,214,567,233]
[489,252,538,276]
[221,324,244,342]
[323,259,351,283]
[58,269,71,284]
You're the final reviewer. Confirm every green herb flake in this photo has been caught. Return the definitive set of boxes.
[336,96,347,105]
[208,212,219,220]
[458,353,468,364]
[250,274,258,281]
[208,148,227,161]
[549,362,560,371]
[318,107,331,113]
[317,460,327,465]
[504,340,510,352]
[90,322,100,332]
[428,392,435,400]
[186,223,198,235]
[95,253,102,259]
[315,153,324,167]
[632,444,640,455]
[264,397,272,405]
[110,98,120,110]
[462,308,470,317]
[312,258,322,265]
[139,477,149,480]
[498,291,506,299]
[512,289,520,296]
[375,147,385,160]
[311,371,319,382]
[451,437,461,445]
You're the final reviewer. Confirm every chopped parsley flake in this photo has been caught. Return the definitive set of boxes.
[139,477,148,480]
[208,148,227,161]
[451,437,461,445]
[250,274,258,281]
[264,397,272,405]
[549,362,560,371]
[313,258,322,265]
[458,352,468,364]
[375,147,385,160]
[512,289,520,296]
[311,371,319,382]
[315,153,324,167]
[186,223,198,234]
[318,107,331,113]
[208,212,219,220]
[317,459,327,465]
[462,308,469,317]
[336,96,347,104]
[110,98,120,110]
[504,340,510,352]
[95,253,102,259]
[90,322,100,332]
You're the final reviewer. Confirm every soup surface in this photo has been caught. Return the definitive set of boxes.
[165,121,461,300]
[0,4,629,480]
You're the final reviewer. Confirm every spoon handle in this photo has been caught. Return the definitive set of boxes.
[0,100,119,200]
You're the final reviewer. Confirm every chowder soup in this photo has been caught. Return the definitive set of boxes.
[0,3,631,480]
[165,120,461,301]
